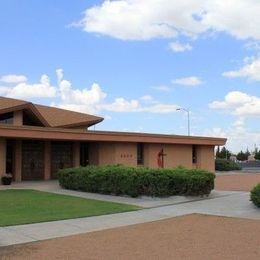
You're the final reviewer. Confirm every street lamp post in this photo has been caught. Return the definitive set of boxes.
[176,107,190,136]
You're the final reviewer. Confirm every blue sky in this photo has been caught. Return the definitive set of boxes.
[0,0,259,153]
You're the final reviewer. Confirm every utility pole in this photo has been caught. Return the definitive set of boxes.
[176,107,190,136]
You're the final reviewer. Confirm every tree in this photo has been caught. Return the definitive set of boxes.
[254,148,260,160]
[216,146,220,158]
[236,150,248,161]
[216,146,231,160]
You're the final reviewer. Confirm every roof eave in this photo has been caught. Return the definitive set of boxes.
[55,117,104,128]
[0,124,227,146]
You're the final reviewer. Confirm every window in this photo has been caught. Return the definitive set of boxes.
[80,142,89,166]
[23,110,43,126]
[192,145,197,164]
[137,143,144,165]
[0,112,13,124]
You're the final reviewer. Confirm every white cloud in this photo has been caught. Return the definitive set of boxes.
[142,104,179,113]
[140,95,154,101]
[169,42,192,52]
[201,1,260,40]
[233,117,245,127]
[205,125,260,153]
[74,0,260,41]
[56,68,64,85]
[54,69,107,114]
[0,75,56,99]
[223,57,260,81]
[140,95,157,104]
[172,76,203,86]
[55,71,180,114]
[100,97,178,113]
[208,91,260,152]
[151,85,172,92]
[101,98,140,112]
[55,69,103,114]
[0,86,10,94]
[0,74,27,83]
[0,69,180,115]
[244,41,260,51]
[209,91,260,117]
[104,115,112,120]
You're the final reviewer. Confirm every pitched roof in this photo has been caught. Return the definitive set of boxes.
[0,96,28,111]
[34,104,103,127]
[0,96,103,128]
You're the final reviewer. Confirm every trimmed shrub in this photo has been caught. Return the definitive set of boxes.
[58,165,215,198]
[250,183,260,207]
[215,159,242,171]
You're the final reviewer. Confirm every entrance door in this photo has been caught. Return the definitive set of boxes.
[51,142,73,179]
[22,141,44,180]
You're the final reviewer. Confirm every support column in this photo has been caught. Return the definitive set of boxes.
[44,141,51,180]
[73,142,80,168]
[14,140,22,182]
[0,138,6,180]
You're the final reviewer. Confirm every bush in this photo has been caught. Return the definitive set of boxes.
[250,183,260,207]
[215,159,242,171]
[58,165,215,198]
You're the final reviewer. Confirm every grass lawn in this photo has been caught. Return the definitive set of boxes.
[0,189,140,227]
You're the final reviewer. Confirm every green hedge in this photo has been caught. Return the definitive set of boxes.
[58,165,215,197]
[215,159,242,171]
[250,183,260,207]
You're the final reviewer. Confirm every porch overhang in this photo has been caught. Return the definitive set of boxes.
[0,124,227,146]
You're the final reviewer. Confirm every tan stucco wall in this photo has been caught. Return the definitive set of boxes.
[94,142,215,172]
[143,143,193,169]
[13,110,23,125]
[90,142,137,167]
[0,138,6,178]
[166,144,193,169]
[114,142,137,167]
[88,143,99,165]
[73,142,80,167]
[196,145,215,172]
[98,142,115,165]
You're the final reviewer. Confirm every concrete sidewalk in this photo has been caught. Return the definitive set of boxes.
[0,180,240,208]
[0,190,259,247]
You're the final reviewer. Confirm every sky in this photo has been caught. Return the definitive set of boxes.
[0,0,259,153]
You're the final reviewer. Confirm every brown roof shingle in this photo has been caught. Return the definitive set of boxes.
[0,96,28,111]
[0,96,103,128]
[34,104,103,127]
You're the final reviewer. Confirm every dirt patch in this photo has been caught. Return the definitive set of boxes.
[215,174,260,191]
[1,214,260,260]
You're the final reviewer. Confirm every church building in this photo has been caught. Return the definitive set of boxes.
[0,96,226,183]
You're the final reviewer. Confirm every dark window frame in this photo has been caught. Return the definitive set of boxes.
[192,145,197,164]
[137,143,144,165]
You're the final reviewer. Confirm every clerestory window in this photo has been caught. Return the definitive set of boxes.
[0,112,13,124]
